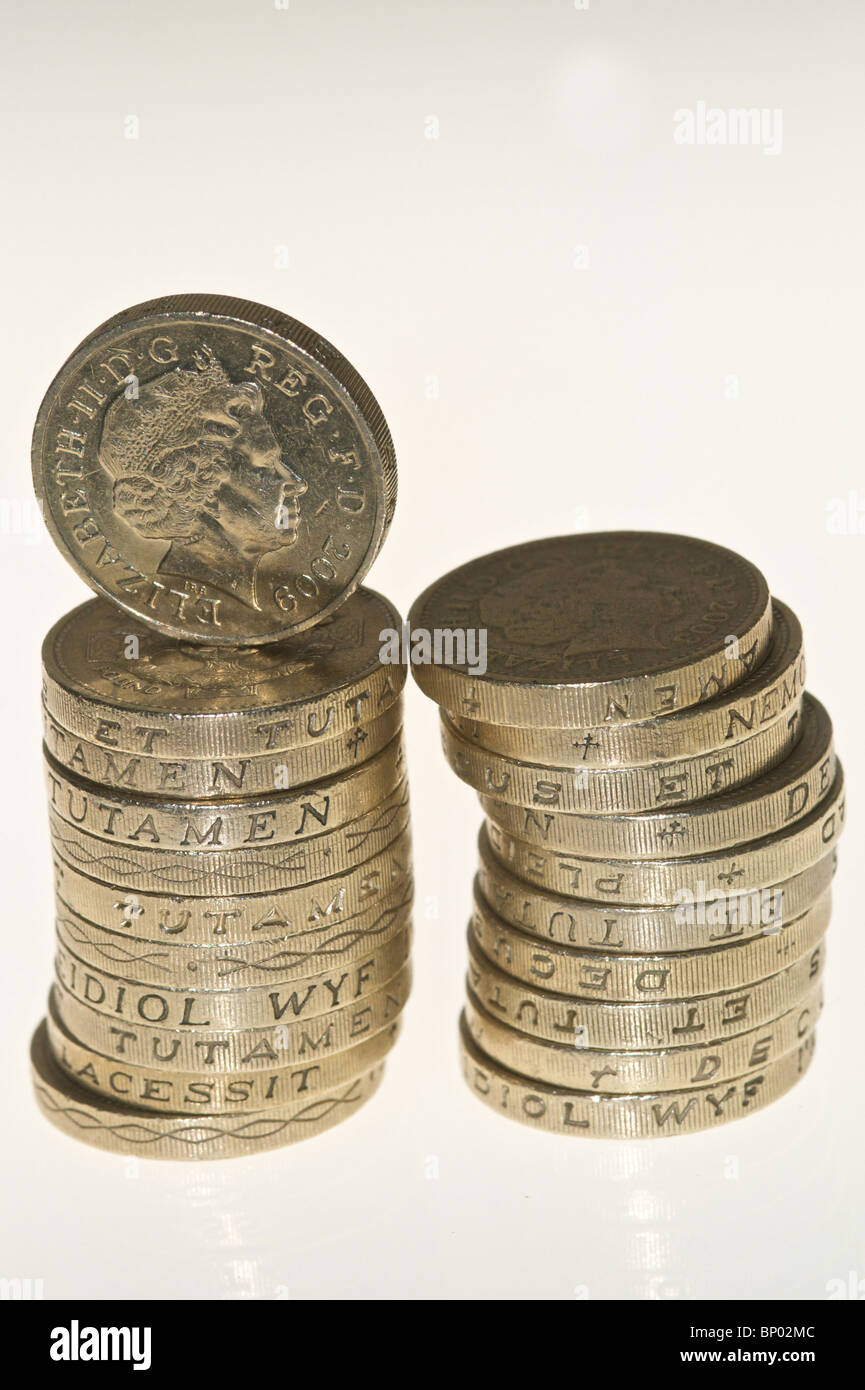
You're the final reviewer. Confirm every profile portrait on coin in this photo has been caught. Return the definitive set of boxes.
[477,561,688,664]
[97,345,309,611]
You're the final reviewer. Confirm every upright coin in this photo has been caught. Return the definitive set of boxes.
[32,295,397,643]
[409,533,772,727]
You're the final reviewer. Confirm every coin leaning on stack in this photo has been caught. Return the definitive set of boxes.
[409,533,845,1138]
[30,296,412,1159]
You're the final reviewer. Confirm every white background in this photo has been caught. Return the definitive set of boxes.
[1,0,862,1299]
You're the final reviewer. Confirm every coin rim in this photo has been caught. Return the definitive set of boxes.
[32,295,397,644]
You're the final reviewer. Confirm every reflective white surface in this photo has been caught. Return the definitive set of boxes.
[1,0,862,1301]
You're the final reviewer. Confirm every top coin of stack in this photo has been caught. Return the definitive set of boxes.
[29,296,410,1159]
[31,294,398,644]
[409,533,843,1139]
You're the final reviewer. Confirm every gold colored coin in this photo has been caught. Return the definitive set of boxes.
[466,936,825,1050]
[448,708,803,816]
[49,779,410,894]
[45,734,405,850]
[409,533,772,727]
[52,826,412,945]
[43,700,404,799]
[484,766,844,903]
[32,1021,386,1160]
[53,927,411,1031]
[32,295,397,644]
[478,695,834,857]
[476,827,836,952]
[54,880,414,988]
[459,1014,816,1139]
[46,993,401,1114]
[469,888,830,1000]
[50,961,412,1071]
[464,984,821,1094]
[42,592,405,757]
[446,599,804,766]
[450,672,823,822]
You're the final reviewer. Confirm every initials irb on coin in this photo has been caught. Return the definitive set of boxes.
[32,295,397,643]
[409,533,772,727]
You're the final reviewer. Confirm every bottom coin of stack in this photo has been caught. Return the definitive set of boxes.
[32,592,413,1159]
[409,533,845,1138]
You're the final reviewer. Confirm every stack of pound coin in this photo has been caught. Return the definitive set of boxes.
[34,592,411,1158]
[409,532,844,1138]
[30,295,410,1159]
